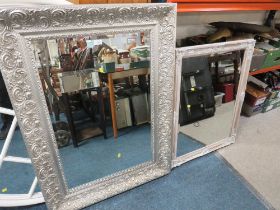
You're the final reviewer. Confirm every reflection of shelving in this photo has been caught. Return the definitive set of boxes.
[249,65,280,76]
[167,0,280,12]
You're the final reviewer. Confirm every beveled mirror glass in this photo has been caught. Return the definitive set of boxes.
[172,40,255,167]
[0,4,176,209]
[30,31,153,189]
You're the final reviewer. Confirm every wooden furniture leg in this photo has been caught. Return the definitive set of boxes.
[97,87,107,139]
[61,93,78,147]
[108,74,118,139]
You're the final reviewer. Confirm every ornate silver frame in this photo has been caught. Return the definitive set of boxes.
[0,4,176,209]
[172,40,255,167]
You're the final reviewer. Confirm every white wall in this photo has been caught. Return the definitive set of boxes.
[177,11,268,41]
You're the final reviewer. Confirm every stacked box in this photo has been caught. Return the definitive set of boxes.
[215,83,235,103]
[267,89,280,100]
[262,97,280,113]
[244,84,269,107]
[99,62,115,73]
[242,84,269,117]
[249,49,266,72]
[256,42,280,69]
[130,60,150,69]
[242,102,263,117]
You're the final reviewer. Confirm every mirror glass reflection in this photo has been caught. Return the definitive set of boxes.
[31,32,151,188]
[177,51,242,157]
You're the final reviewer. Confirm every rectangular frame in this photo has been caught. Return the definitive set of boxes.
[0,4,176,209]
[172,40,255,167]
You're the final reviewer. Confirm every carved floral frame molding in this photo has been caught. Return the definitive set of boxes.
[172,40,255,167]
[0,4,176,210]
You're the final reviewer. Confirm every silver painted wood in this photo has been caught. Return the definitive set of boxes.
[172,40,255,167]
[0,4,177,209]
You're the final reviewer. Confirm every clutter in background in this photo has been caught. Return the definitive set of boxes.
[178,20,280,117]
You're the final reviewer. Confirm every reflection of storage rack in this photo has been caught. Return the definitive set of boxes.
[42,69,107,147]
[208,51,240,97]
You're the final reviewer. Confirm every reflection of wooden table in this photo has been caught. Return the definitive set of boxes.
[103,68,149,139]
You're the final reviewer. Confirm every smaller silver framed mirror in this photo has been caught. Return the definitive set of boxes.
[172,40,255,167]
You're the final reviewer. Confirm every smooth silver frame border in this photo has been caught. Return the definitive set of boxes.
[172,40,255,168]
[0,4,176,209]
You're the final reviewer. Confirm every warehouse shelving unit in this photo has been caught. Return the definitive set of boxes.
[168,0,280,76]
[167,0,280,12]
[249,65,280,75]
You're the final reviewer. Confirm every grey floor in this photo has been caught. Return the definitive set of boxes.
[219,107,280,209]
[179,104,280,209]
[179,101,235,146]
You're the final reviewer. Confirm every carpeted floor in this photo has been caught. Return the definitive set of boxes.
[0,116,269,210]
[219,107,280,209]
[15,152,268,210]
[0,120,203,194]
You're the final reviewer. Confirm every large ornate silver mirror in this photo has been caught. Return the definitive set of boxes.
[172,40,255,167]
[0,4,176,209]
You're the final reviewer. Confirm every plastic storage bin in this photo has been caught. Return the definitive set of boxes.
[214,92,225,107]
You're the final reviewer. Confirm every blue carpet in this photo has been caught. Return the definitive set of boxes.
[0,117,267,210]
[10,152,267,210]
[0,119,37,194]
[60,124,152,188]
[177,132,204,156]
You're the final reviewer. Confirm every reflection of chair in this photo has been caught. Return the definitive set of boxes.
[41,70,107,148]
[0,107,44,207]
[60,88,107,147]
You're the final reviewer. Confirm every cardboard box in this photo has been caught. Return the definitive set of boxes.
[247,75,268,90]
[256,42,280,69]
[267,89,280,100]
[249,49,266,72]
[244,84,269,107]
[130,60,150,69]
[242,102,263,117]
[262,97,280,113]
[99,62,115,73]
